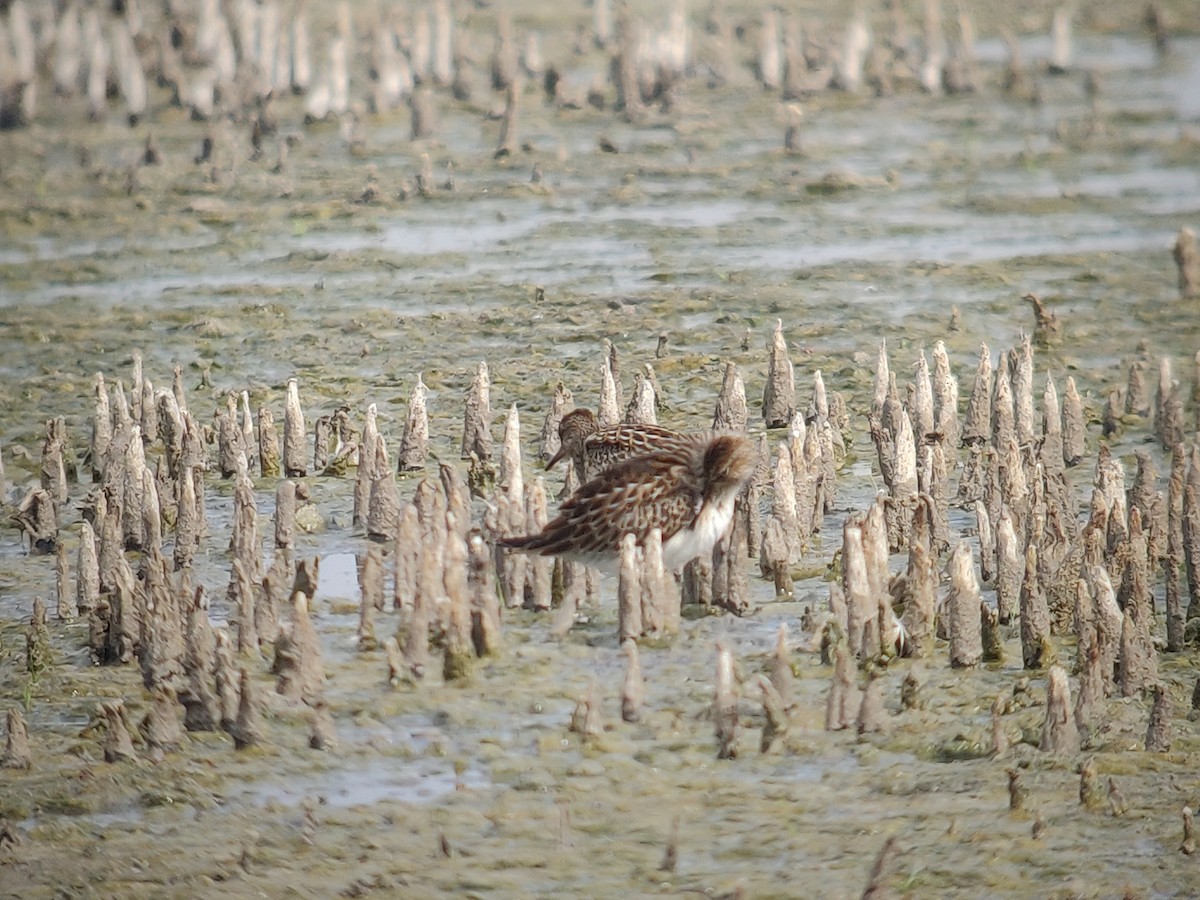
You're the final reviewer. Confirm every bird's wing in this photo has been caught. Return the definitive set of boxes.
[583,423,686,463]
[507,444,702,557]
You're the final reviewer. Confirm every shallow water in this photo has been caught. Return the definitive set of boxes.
[2,2,1200,898]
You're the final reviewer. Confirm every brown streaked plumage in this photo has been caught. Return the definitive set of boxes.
[503,433,758,571]
[547,408,685,480]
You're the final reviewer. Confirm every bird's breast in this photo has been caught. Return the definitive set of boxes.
[661,492,738,571]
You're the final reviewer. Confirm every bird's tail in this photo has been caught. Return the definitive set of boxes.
[496,533,539,552]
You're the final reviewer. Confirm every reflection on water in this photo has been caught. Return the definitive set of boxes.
[974,33,1161,71]
[314,551,360,601]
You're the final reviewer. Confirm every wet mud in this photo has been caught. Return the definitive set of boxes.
[2,1,1200,897]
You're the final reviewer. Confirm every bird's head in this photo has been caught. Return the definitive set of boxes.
[701,434,758,498]
[547,408,599,469]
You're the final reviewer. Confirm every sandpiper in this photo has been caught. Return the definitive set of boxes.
[503,432,758,571]
[547,408,686,480]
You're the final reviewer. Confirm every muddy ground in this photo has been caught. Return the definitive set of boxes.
[2,1,1200,897]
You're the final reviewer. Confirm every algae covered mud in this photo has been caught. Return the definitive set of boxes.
[3,0,1200,896]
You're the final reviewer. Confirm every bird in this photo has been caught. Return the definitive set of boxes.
[547,408,686,480]
[502,432,758,571]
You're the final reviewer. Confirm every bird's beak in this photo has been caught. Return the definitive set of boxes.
[546,447,565,469]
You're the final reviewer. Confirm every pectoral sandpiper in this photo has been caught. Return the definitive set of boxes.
[547,408,685,480]
[503,432,757,571]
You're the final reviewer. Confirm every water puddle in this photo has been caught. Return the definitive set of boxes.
[0,231,219,269]
[237,755,490,810]
[1166,44,1200,121]
[314,551,360,602]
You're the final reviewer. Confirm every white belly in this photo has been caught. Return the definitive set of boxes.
[662,493,737,571]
